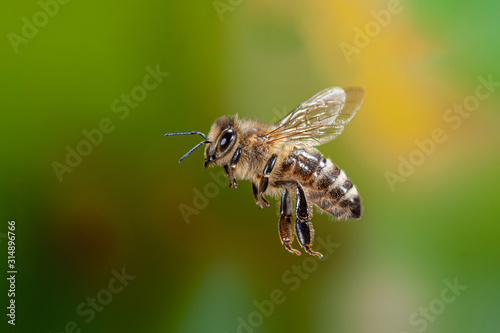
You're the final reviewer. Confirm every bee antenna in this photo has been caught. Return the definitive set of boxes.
[178,140,210,163]
[164,131,209,140]
[164,131,210,163]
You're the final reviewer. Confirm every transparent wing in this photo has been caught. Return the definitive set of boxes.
[265,87,364,147]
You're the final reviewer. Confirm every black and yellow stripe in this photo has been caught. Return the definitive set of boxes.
[277,147,362,219]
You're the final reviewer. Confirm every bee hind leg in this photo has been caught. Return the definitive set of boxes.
[295,183,323,258]
[279,189,301,256]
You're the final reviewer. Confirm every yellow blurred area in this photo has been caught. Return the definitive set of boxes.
[303,1,447,156]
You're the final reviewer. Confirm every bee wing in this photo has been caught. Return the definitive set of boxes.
[265,87,364,147]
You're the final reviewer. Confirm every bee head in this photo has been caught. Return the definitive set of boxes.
[204,115,239,169]
[164,115,239,168]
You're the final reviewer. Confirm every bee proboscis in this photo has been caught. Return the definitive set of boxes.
[165,86,364,257]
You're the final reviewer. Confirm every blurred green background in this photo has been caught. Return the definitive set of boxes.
[1,1,500,332]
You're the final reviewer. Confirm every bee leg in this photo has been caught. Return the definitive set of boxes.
[252,182,264,209]
[251,178,271,208]
[257,176,271,207]
[295,183,323,258]
[253,154,277,207]
[279,189,301,256]
[223,165,238,188]
[225,147,242,188]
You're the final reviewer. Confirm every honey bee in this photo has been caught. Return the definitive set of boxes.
[165,87,364,258]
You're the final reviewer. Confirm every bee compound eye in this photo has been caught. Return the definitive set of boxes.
[219,129,234,151]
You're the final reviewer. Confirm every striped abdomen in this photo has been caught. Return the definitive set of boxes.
[278,147,362,219]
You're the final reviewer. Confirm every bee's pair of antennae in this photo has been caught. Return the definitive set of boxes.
[164,131,210,163]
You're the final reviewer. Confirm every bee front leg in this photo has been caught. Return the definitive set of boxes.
[279,189,301,256]
[223,165,238,188]
[295,183,323,258]
[224,147,242,188]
